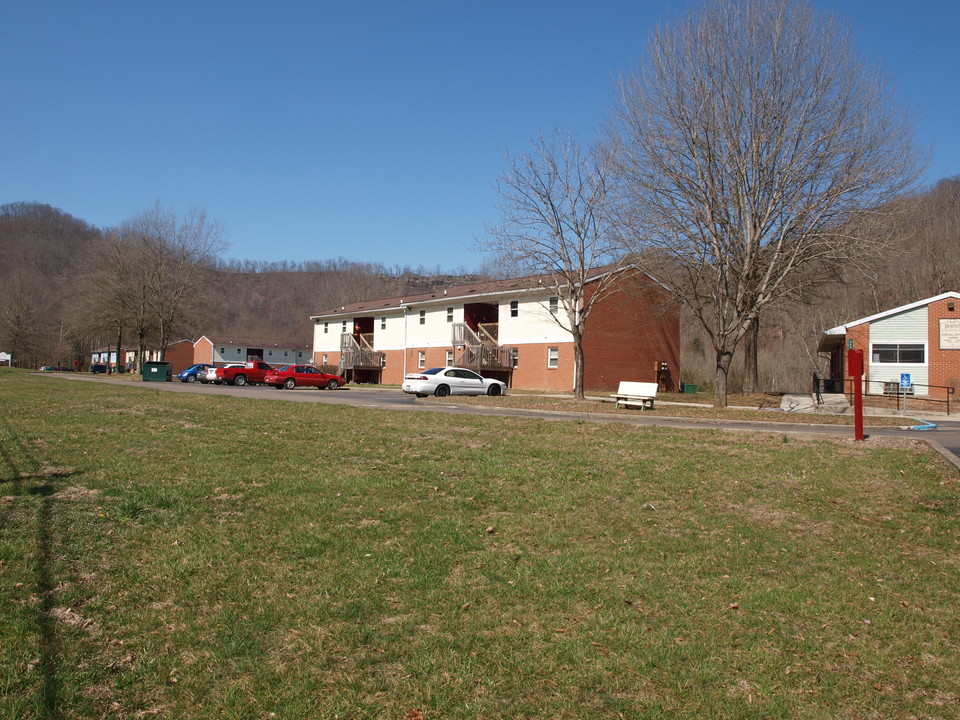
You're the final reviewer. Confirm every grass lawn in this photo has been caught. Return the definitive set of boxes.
[2,369,958,719]
[426,394,916,426]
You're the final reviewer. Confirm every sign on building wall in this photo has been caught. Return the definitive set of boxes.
[940,318,960,349]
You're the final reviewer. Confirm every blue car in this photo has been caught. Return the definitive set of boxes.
[177,363,214,383]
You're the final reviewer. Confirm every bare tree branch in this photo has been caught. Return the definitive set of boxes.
[610,0,925,405]
[485,130,629,398]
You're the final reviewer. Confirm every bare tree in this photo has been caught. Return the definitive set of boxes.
[0,274,50,367]
[610,0,923,406]
[124,204,224,359]
[77,204,224,370]
[486,130,629,399]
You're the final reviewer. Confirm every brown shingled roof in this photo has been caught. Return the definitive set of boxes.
[202,335,312,351]
[311,267,621,318]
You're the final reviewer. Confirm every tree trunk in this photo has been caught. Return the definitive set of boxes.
[573,333,585,399]
[742,317,760,393]
[114,326,123,375]
[714,348,734,408]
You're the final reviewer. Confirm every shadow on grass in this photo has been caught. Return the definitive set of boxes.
[1,414,78,719]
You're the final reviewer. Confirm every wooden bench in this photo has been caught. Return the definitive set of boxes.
[610,381,658,410]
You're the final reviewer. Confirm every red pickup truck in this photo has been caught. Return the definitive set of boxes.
[215,361,275,386]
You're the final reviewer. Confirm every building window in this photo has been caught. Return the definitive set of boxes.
[872,343,925,364]
[342,320,347,333]
[284,351,288,357]
[547,347,559,368]
[324,322,329,334]
[549,296,559,315]
[419,309,426,325]
[446,307,454,323]
[510,300,519,317]
[511,348,519,368]
[446,350,454,366]
[322,354,328,364]
[883,381,914,396]
[237,349,242,355]
[380,316,386,330]
[220,348,225,354]
[268,350,273,356]
[418,351,426,368]
[380,355,386,368]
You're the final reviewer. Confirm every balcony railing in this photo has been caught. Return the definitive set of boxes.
[451,323,513,371]
[477,322,498,344]
[339,333,384,370]
[456,344,514,371]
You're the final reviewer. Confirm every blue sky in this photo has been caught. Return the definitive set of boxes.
[2,1,956,272]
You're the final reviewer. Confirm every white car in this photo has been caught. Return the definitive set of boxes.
[403,367,507,398]
[202,363,244,384]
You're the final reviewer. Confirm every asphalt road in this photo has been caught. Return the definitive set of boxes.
[49,373,960,473]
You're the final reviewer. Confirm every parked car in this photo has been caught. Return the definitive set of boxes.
[215,361,275,386]
[402,367,507,398]
[202,363,244,384]
[90,364,108,374]
[264,365,345,390]
[39,365,72,372]
[177,363,214,383]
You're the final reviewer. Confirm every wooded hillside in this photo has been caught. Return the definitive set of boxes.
[1,178,957,392]
[0,202,477,369]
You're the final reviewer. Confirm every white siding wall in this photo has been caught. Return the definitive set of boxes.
[374,312,407,350]
[313,319,342,353]
[499,295,573,345]
[406,304,462,348]
[213,344,307,365]
[868,306,929,395]
[311,294,575,358]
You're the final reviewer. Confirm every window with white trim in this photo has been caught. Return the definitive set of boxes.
[549,296,559,315]
[511,347,519,368]
[419,310,426,325]
[380,316,386,330]
[324,322,329,334]
[418,351,426,368]
[510,300,519,317]
[446,307,454,323]
[446,350,454,366]
[547,347,559,368]
[872,343,925,364]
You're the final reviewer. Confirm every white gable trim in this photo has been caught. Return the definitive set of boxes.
[824,291,960,335]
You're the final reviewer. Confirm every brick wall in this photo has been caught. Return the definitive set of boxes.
[512,342,574,392]
[844,324,870,387]
[195,337,213,365]
[581,277,680,393]
[379,350,404,384]
[164,341,196,374]
[927,297,960,392]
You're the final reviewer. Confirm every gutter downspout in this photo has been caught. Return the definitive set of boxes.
[401,303,408,377]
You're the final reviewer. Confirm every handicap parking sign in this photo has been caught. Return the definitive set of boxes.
[900,373,911,389]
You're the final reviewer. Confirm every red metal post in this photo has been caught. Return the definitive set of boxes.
[848,349,865,441]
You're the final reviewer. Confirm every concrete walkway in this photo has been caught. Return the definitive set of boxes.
[780,392,952,419]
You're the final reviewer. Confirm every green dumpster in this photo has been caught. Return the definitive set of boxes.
[683,383,698,394]
[141,361,173,382]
